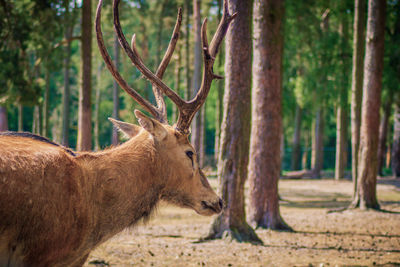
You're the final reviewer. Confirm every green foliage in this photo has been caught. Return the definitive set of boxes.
[0,0,64,107]
[1,0,399,173]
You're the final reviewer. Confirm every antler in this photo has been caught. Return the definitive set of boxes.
[96,0,182,123]
[130,9,183,123]
[175,2,237,133]
[99,0,236,134]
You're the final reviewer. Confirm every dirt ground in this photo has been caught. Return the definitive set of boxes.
[84,177,400,267]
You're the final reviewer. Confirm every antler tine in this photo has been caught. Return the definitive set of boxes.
[113,0,187,121]
[174,0,236,133]
[95,0,160,119]
[152,8,183,123]
[209,0,237,57]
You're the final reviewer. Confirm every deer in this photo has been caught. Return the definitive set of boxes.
[0,0,236,266]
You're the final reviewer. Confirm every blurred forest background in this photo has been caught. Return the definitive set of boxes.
[0,0,399,177]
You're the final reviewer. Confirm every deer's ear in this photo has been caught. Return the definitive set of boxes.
[134,110,167,140]
[108,118,141,138]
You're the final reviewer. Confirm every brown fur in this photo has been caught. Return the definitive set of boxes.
[0,117,221,266]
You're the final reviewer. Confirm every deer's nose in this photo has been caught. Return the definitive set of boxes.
[218,198,224,210]
[213,198,224,213]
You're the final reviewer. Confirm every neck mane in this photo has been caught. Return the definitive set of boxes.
[76,131,165,245]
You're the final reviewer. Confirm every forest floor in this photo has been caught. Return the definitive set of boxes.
[84,177,400,267]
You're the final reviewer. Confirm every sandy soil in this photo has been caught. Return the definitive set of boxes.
[84,177,400,267]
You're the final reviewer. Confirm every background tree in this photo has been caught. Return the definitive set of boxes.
[310,7,330,179]
[184,0,192,101]
[206,0,261,243]
[77,0,92,151]
[351,0,386,210]
[335,2,351,180]
[0,106,7,131]
[392,99,400,178]
[350,0,366,192]
[191,0,204,166]
[377,91,393,175]
[291,104,302,170]
[111,33,120,146]
[61,0,79,147]
[1,0,399,185]
[248,0,290,230]
[385,1,400,178]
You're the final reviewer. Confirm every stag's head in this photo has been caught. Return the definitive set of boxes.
[95,0,236,216]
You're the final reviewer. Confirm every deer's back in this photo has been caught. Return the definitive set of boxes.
[0,135,93,266]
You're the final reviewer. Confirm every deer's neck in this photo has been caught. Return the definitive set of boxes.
[78,132,165,245]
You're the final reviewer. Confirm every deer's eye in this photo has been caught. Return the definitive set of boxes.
[186,151,194,166]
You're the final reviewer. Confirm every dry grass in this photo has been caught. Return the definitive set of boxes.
[84,177,400,267]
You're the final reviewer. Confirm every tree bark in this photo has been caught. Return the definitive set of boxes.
[335,105,348,180]
[291,104,302,170]
[61,0,75,147]
[62,32,72,147]
[351,0,386,210]
[311,107,324,178]
[191,0,204,167]
[214,0,224,164]
[335,13,350,180]
[112,33,120,146]
[18,103,23,132]
[0,106,8,131]
[311,7,330,179]
[0,106,8,132]
[302,130,310,170]
[32,105,40,134]
[43,68,50,137]
[377,95,393,175]
[392,101,400,178]
[248,0,290,231]
[351,0,366,195]
[77,0,92,151]
[94,63,102,151]
[206,0,261,243]
[184,0,191,100]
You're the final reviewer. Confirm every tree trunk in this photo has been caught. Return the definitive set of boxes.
[302,130,310,170]
[335,13,350,180]
[386,145,391,169]
[351,0,366,195]
[214,0,224,164]
[377,95,393,175]
[184,0,191,100]
[0,106,8,131]
[392,101,400,178]
[62,30,73,147]
[112,33,120,146]
[335,105,348,180]
[77,0,92,151]
[191,0,204,167]
[248,0,290,231]
[351,0,386,210]
[206,0,261,243]
[43,68,50,137]
[311,107,324,178]
[18,103,23,132]
[214,77,224,164]
[61,0,75,146]
[291,104,302,170]
[94,63,102,151]
[32,106,40,134]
